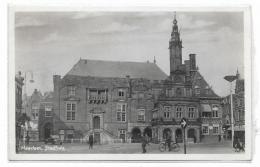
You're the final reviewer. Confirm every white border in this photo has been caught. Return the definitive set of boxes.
[8,5,252,161]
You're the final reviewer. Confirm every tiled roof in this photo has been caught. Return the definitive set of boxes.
[192,71,219,98]
[66,59,168,81]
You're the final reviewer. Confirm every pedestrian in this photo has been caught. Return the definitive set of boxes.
[218,134,221,142]
[25,134,30,145]
[193,135,197,143]
[141,133,149,153]
[89,134,94,149]
[166,131,172,151]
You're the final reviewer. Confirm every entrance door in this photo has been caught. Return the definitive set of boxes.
[163,128,172,140]
[94,132,101,144]
[44,123,53,139]
[175,128,183,143]
[131,127,142,143]
[93,116,100,129]
[188,128,196,143]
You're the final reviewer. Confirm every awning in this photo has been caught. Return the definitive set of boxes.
[201,104,212,112]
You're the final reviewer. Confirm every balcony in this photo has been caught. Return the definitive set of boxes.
[88,96,107,104]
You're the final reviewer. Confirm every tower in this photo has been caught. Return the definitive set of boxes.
[169,12,182,75]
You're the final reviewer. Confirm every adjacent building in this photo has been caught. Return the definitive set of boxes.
[15,71,24,151]
[222,71,245,142]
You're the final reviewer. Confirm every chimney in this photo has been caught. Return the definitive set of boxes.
[189,54,197,75]
[184,60,190,76]
[126,75,132,98]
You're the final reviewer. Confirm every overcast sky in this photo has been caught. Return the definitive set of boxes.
[15,12,244,96]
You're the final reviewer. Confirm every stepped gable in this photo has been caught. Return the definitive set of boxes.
[191,71,219,98]
[66,59,168,81]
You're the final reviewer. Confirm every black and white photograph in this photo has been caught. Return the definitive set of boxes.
[9,7,252,161]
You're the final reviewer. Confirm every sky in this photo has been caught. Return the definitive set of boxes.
[15,12,244,96]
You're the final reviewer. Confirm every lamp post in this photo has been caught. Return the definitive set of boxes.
[224,75,237,147]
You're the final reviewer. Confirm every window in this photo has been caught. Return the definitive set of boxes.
[116,103,126,122]
[205,87,211,95]
[176,106,182,118]
[68,86,76,96]
[45,105,52,117]
[176,88,182,96]
[137,109,145,121]
[186,88,191,97]
[212,105,219,118]
[66,102,76,120]
[31,105,39,120]
[164,106,171,119]
[118,89,125,97]
[188,107,195,118]
[213,124,219,135]
[194,86,200,95]
[202,112,211,118]
[202,125,209,135]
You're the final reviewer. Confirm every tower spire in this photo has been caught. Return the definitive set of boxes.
[169,12,183,74]
[173,11,177,24]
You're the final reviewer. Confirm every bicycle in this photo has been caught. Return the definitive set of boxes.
[159,140,180,152]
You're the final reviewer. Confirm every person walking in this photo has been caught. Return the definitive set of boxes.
[25,134,30,146]
[89,134,94,149]
[141,133,149,153]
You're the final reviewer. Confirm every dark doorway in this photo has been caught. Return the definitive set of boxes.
[175,128,183,143]
[44,123,53,139]
[163,128,172,140]
[94,132,101,144]
[188,128,196,143]
[143,127,152,138]
[131,127,141,143]
[188,129,195,138]
[93,116,100,129]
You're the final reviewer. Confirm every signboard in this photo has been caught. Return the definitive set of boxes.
[180,117,187,129]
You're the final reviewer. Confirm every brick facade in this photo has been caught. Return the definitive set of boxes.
[42,15,224,144]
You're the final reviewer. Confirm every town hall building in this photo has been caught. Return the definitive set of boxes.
[46,15,223,144]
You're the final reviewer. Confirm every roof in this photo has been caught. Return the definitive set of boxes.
[192,71,219,98]
[66,59,168,81]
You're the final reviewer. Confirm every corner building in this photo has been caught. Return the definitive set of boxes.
[51,16,223,144]
[151,16,223,143]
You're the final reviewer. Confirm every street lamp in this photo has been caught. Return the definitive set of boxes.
[224,75,237,147]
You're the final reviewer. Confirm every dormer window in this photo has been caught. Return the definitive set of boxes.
[212,105,219,118]
[194,86,200,95]
[118,89,125,97]
[68,86,76,96]
[205,86,210,95]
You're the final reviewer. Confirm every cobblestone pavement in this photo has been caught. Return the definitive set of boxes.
[18,141,244,154]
